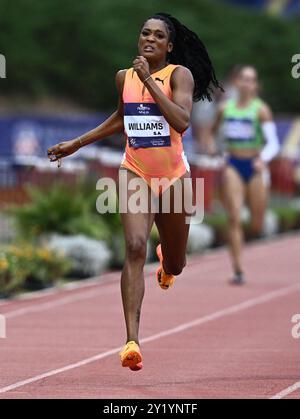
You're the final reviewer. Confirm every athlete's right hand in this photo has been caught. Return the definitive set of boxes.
[47,139,80,162]
[253,157,266,173]
[133,56,151,83]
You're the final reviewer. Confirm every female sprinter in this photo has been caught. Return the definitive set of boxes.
[210,65,280,285]
[48,12,221,371]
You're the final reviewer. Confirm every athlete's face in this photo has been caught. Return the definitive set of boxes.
[236,67,259,97]
[138,19,173,62]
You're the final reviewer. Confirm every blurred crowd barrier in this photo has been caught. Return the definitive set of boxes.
[0,114,299,212]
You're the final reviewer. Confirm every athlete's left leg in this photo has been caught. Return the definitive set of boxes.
[118,168,155,370]
[118,169,155,346]
[247,172,268,239]
[154,172,192,278]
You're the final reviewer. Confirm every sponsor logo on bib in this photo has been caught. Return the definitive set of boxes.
[124,103,171,149]
[225,118,255,142]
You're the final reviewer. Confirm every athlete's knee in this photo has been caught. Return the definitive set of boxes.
[170,264,184,276]
[164,258,186,276]
[126,237,147,261]
[228,211,241,229]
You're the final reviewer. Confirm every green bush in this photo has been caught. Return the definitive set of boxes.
[273,206,300,232]
[0,243,70,294]
[0,0,299,113]
[205,205,300,247]
[6,181,125,267]
[7,182,112,242]
[204,212,228,246]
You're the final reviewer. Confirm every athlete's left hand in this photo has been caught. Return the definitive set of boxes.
[253,157,266,173]
[133,56,151,83]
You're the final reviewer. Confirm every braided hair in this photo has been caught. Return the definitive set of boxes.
[143,12,222,101]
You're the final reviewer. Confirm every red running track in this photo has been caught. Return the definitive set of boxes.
[0,234,300,399]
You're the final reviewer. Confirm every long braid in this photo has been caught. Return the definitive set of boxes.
[146,12,222,101]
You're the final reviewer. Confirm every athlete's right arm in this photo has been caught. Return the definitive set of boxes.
[47,70,126,162]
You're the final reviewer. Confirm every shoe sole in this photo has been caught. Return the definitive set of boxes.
[156,245,174,290]
[129,362,143,371]
[121,350,142,369]
[229,278,246,286]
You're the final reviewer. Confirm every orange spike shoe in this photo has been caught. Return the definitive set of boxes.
[156,244,175,290]
[119,341,143,371]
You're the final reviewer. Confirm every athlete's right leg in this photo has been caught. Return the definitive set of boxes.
[221,165,246,277]
[118,168,155,346]
[154,172,192,275]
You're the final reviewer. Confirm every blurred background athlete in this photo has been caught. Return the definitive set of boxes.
[208,65,280,284]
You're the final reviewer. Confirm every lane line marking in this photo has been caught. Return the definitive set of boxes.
[0,272,119,308]
[1,263,222,319]
[0,282,299,395]
[4,286,119,319]
[0,253,222,310]
[270,381,300,399]
[1,234,299,309]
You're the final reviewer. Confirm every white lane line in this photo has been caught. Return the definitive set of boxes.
[4,285,119,319]
[0,254,214,310]
[0,282,299,395]
[1,263,221,320]
[1,233,298,309]
[0,272,119,308]
[0,347,124,395]
[270,381,300,399]
[1,233,298,311]
[140,283,300,345]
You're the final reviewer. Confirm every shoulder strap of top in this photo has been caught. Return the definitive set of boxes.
[125,64,179,81]
[166,63,180,72]
[250,98,263,115]
[224,98,236,115]
[154,64,180,79]
[166,64,181,80]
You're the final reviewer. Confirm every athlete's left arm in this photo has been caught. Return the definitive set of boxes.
[146,66,194,133]
[258,103,280,164]
[134,57,194,133]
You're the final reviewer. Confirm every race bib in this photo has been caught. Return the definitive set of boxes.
[124,103,171,149]
[224,118,255,142]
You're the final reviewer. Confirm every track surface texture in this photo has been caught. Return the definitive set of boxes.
[0,235,299,399]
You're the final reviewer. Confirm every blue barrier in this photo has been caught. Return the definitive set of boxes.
[0,114,297,162]
[0,114,107,159]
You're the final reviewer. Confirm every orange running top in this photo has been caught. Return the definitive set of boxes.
[121,64,190,194]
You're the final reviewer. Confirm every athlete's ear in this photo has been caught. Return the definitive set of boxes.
[167,42,173,54]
